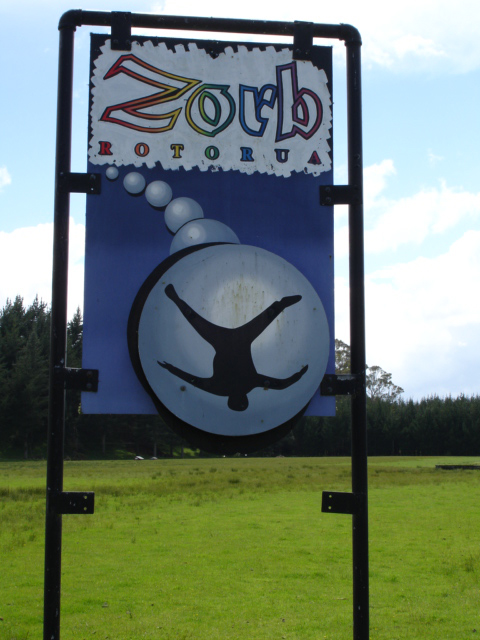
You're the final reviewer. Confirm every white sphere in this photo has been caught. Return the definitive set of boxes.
[165,197,204,234]
[105,166,119,181]
[170,219,240,254]
[123,172,146,195]
[145,181,172,208]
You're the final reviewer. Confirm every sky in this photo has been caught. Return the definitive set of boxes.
[0,0,479,401]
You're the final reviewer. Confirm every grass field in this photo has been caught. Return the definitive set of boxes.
[1,456,479,639]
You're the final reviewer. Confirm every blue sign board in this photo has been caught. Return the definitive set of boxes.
[83,34,334,448]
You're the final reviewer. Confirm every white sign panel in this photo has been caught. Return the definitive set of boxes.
[89,41,332,176]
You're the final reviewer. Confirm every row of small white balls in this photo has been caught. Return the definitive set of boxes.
[107,168,240,254]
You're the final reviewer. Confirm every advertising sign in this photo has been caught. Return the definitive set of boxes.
[83,34,335,450]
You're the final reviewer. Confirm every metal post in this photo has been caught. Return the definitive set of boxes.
[43,13,367,640]
[346,39,369,640]
[44,21,75,640]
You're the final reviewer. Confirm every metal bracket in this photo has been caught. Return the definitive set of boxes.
[57,492,95,515]
[54,366,99,392]
[59,172,101,195]
[320,185,360,206]
[111,11,132,50]
[293,21,314,60]
[320,373,362,397]
[322,491,356,515]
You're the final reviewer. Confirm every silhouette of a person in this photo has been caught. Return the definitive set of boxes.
[158,284,308,411]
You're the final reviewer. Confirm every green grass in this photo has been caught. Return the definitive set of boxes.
[0,457,479,639]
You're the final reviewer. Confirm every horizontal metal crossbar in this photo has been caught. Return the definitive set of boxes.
[59,172,101,195]
[320,373,363,397]
[58,10,361,45]
[57,492,95,515]
[322,491,356,515]
[54,366,99,392]
[319,185,361,206]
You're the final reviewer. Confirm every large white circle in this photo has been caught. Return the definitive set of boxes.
[137,244,330,436]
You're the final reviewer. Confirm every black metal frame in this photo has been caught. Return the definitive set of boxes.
[45,10,367,639]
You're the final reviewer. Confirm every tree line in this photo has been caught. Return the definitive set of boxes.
[0,297,479,459]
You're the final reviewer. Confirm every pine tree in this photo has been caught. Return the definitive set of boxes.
[4,330,49,458]
[65,307,83,456]
[0,296,50,457]
[0,296,27,370]
[67,307,83,367]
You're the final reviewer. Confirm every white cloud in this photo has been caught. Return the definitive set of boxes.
[393,34,445,61]
[0,166,12,191]
[334,275,350,348]
[365,181,480,253]
[4,0,480,75]
[428,150,444,165]
[0,219,85,319]
[364,230,480,398]
[335,159,398,259]
[335,231,480,399]
[334,159,480,399]
[364,159,396,210]
[334,161,480,257]
[154,0,480,73]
